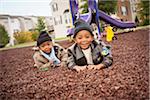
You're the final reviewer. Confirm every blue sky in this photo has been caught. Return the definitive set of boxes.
[0,0,52,16]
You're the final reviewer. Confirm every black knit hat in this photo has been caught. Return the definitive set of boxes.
[73,19,93,38]
[37,31,52,46]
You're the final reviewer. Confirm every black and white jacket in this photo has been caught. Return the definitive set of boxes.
[67,40,113,69]
[33,43,67,69]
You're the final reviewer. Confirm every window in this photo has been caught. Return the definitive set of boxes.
[11,19,14,23]
[64,14,68,24]
[54,18,57,25]
[4,20,8,24]
[121,6,127,16]
[54,16,62,25]
[59,16,62,24]
[132,6,136,12]
[63,9,71,25]
[52,3,58,12]
[14,29,19,33]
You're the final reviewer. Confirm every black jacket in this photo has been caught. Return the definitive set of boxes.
[67,40,113,69]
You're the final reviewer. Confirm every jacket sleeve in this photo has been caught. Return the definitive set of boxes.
[100,42,113,67]
[59,47,68,66]
[33,52,52,69]
[67,49,76,69]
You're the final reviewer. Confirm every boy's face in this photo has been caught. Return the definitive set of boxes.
[39,41,53,53]
[74,30,94,49]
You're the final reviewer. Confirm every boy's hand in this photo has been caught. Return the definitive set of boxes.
[54,63,63,67]
[93,64,105,70]
[59,62,65,67]
[73,66,87,72]
[87,65,95,70]
[87,64,105,70]
[49,60,54,64]
[49,60,55,67]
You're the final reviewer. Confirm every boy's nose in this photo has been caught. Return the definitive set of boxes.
[45,45,50,49]
[82,38,87,42]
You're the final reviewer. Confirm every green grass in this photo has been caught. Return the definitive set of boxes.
[0,41,36,51]
[115,25,150,34]
[54,37,69,41]
[0,37,69,51]
[135,25,150,30]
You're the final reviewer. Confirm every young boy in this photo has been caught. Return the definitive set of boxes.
[67,19,113,72]
[33,31,67,71]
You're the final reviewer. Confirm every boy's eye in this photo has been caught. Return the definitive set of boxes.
[47,43,51,45]
[40,45,45,48]
[85,36,90,38]
[46,42,52,45]
[77,37,82,39]
[40,43,51,48]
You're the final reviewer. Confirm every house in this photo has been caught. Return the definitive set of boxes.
[50,0,72,38]
[117,0,140,22]
[0,14,53,46]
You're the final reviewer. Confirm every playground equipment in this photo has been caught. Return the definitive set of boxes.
[67,0,136,38]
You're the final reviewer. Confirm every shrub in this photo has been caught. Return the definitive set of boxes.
[142,18,150,26]
[0,24,9,46]
[14,31,33,44]
[31,31,39,41]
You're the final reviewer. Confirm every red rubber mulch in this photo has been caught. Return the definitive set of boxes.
[0,28,149,99]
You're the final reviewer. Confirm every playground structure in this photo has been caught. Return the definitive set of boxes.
[67,0,136,38]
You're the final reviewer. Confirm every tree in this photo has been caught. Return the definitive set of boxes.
[138,1,150,25]
[0,24,9,46]
[79,0,117,15]
[98,0,117,15]
[36,17,46,32]
[80,0,88,14]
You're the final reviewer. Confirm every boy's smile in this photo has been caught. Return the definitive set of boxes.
[74,30,94,49]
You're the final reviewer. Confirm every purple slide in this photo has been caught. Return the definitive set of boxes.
[98,10,136,29]
[87,0,136,29]
[68,0,136,36]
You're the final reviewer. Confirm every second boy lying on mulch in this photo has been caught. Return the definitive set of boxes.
[33,31,67,71]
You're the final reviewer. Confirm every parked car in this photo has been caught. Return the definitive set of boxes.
[0,43,5,48]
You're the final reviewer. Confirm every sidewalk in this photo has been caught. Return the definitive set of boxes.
[115,25,150,34]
